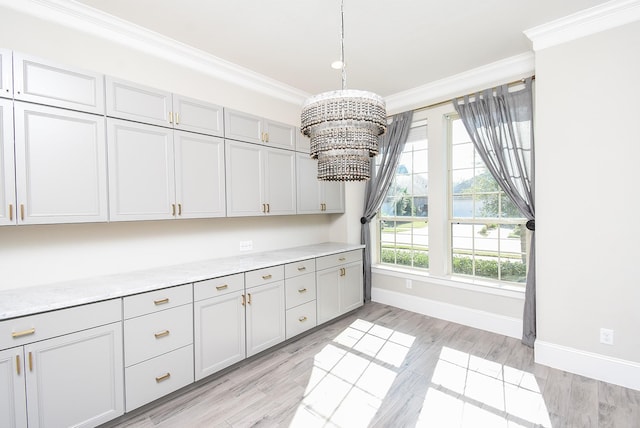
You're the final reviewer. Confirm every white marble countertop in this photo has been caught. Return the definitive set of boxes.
[0,242,364,321]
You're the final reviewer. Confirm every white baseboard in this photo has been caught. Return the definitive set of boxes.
[535,340,640,391]
[371,287,522,339]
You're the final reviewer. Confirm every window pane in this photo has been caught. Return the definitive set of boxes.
[452,195,473,218]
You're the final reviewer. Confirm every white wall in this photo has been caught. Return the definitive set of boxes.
[535,21,640,364]
[0,6,352,291]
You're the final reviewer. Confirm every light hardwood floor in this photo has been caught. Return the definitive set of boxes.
[102,302,640,428]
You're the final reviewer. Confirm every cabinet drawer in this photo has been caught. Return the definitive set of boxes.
[285,273,316,309]
[194,273,244,301]
[245,265,284,288]
[0,299,121,350]
[125,344,194,412]
[124,304,193,367]
[13,52,105,114]
[124,284,192,319]
[285,259,316,278]
[316,250,363,271]
[286,301,317,339]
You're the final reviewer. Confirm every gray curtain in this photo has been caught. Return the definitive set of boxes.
[361,111,413,301]
[453,77,536,347]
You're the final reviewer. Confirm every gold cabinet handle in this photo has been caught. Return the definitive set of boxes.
[178,203,182,216]
[8,204,12,221]
[175,112,180,125]
[16,355,21,375]
[262,203,266,213]
[299,316,308,322]
[241,294,246,306]
[339,257,346,261]
[154,330,170,339]
[172,204,176,216]
[266,203,270,213]
[154,298,169,305]
[168,111,173,123]
[262,274,272,280]
[12,328,36,338]
[20,204,24,221]
[155,373,171,383]
[28,352,33,372]
[297,266,306,271]
[265,132,269,142]
[216,284,228,291]
[298,288,307,293]
[247,293,252,305]
[340,267,346,277]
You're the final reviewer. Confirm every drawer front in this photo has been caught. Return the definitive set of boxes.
[286,301,317,339]
[0,299,121,350]
[193,273,244,302]
[285,273,316,309]
[284,258,316,279]
[245,265,284,289]
[125,344,194,412]
[124,284,192,319]
[316,250,363,271]
[124,304,193,367]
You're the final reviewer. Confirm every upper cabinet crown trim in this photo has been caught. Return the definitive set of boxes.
[2,0,310,105]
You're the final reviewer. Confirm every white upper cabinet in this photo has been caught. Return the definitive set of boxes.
[13,52,105,114]
[174,131,226,219]
[106,78,224,136]
[172,95,224,137]
[0,99,15,226]
[107,119,176,221]
[106,77,172,128]
[296,153,344,214]
[295,128,310,153]
[225,141,296,217]
[0,49,12,99]
[13,102,108,225]
[224,108,295,150]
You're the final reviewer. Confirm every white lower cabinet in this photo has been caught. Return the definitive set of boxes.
[245,266,286,357]
[316,250,364,325]
[0,300,123,428]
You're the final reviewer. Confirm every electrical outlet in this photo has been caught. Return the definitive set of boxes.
[239,240,253,252]
[600,328,614,345]
[405,279,412,289]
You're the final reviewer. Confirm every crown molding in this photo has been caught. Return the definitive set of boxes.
[384,52,535,115]
[524,0,640,51]
[0,0,310,105]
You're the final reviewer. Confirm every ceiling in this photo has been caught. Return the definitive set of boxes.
[73,0,609,98]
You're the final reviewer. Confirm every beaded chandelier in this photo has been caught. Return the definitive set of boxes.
[300,0,387,181]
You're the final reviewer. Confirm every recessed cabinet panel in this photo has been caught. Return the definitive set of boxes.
[107,119,176,221]
[0,49,12,99]
[0,99,15,226]
[323,180,345,213]
[264,120,295,150]
[264,148,296,215]
[106,77,172,128]
[173,95,224,137]
[13,52,105,114]
[296,153,344,214]
[246,280,285,357]
[225,141,263,216]
[14,102,108,224]
[295,129,310,153]
[0,347,27,428]
[224,109,263,144]
[174,132,225,219]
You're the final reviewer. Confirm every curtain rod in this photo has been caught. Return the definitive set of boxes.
[413,75,535,112]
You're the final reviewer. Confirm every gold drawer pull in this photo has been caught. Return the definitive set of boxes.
[8,204,13,221]
[154,330,170,339]
[155,373,171,383]
[298,316,308,322]
[16,355,21,375]
[339,257,346,261]
[12,328,35,338]
[247,293,252,305]
[298,288,307,293]
[216,284,228,291]
[297,266,307,271]
[154,298,169,305]
[28,352,33,372]
[241,294,246,306]
[262,274,272,280]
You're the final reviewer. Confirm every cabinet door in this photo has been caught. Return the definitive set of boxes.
[246,280,285,357]
[295,129,310,153]
[264,119,295,150]
[194,290,246,381]
[13,52,104,114]
[296,153,322,214]
[323,181,345,213]
[174,132,225,219]
[0,99,15,226]
[0,49,12,98]
[225,140,264,216]
[0,347,27,428]
[173,95,224,137]
[105,76,172,128]
[107,119,176,221]
[25,322,124,428]
[264,147,296,215]
[224,109,263,144]
[316,268,341,324]
[14,102,108,225]
[340,262,364,313]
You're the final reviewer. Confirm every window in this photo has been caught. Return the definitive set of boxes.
[449,116,527,284]
[379,112,428,269]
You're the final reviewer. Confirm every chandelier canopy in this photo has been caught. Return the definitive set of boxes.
[300,0,387,181]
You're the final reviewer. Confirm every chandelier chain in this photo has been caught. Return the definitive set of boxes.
[340,0,346,90]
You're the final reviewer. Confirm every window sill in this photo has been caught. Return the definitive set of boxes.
[371,264,526,300]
